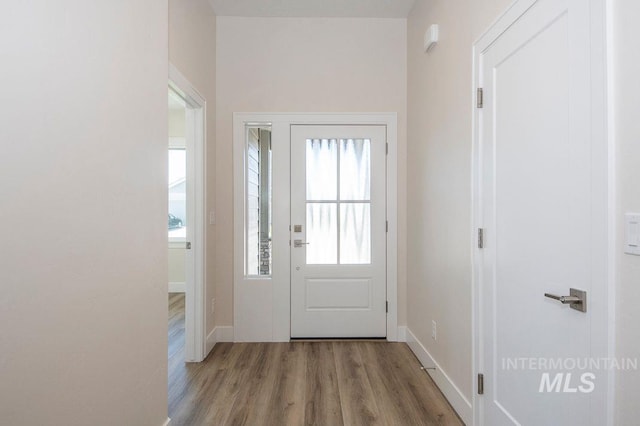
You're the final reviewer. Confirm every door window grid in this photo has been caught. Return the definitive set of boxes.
[306,138,371,265]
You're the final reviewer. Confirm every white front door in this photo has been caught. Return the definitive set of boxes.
[476,0,608,424]
[290,125,387,338]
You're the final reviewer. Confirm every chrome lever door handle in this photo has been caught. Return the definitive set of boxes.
[293,240,309,248]
[544,288,587,313]
[544,293,580,304]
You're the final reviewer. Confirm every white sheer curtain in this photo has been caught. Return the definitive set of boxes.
[340,139,371,264]
[305,138,371,265]
[306,139,337,200]
[306,139,338,264]
[340,203,371,264]
[340,139,370,200]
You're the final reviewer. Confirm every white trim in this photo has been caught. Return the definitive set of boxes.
[205,326,235,354]
[169,63,208,362]
[385,116,399,342]
[168,282,186,293]
[605,0,616,422]
[169,64,207,107]
[206,328,217,355]
[216,326,235,342]
[162,418,171,426]
[406,328,472,425]
[169,136,186,148]
[233,112,398,342]
[472,0,537,49]
[397,326,407,342]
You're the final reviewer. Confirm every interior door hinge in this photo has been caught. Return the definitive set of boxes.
[478,373,484,394]
[478,228,484,249]
[386,220,389,232]
[386,142,389,155]
[386,301,389,313]
[477,88,484,108]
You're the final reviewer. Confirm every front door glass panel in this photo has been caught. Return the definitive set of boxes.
[305,138,371,265]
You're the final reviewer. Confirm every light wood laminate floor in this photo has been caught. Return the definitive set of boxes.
[168,293,463,426]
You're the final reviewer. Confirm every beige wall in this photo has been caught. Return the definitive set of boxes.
[406,0,511,402]
[168,104,186,286]
[169,248,186,283]
[215,17,408,327]
[169,0,217,334]
[0,2,168,425]
[169,108,186,138]
[612,0,640,422]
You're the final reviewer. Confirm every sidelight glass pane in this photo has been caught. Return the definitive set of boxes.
[340,139,371,201]
[245,126,272,276]
[340,203,371,264]
[306,203,338,264]
[306,139,337,200]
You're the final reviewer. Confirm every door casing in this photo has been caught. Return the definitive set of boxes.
[233,113,398,342]
[169,63,208,362]
[471,0,613,424]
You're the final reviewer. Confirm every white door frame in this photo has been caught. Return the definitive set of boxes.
[471,0,613,424]
[169,63,207,362]
[233,112,398,342]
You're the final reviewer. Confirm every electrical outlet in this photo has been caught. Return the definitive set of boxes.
[432,320,437,340]
[211,298,215,314]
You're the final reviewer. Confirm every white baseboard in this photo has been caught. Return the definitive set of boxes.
[406,328,472,425]
[206,328,217,355]
[216,326,234,342]
[162,418,171,426]
[168,282,185,293]
[397,326,407,342]
[204,326,235,356]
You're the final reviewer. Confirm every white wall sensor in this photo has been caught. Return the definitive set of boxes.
[424,24,439,52]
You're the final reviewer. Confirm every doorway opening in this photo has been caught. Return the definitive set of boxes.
[167,64,207,367]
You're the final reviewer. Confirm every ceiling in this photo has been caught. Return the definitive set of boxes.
[209,0,416,18]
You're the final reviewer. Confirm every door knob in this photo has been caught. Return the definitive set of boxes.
[294,239,309,248]
[544,288,587,313]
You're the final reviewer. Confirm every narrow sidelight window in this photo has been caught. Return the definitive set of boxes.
[245,126,272,276]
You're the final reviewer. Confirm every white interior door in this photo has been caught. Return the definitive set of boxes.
[476,0,608,424]
[291,125,386,338]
